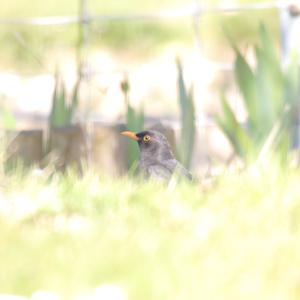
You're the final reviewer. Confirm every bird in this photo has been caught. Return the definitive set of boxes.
[121,130,192,181]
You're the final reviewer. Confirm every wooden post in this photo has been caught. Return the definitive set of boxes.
[90,123,128,176]
[6,129,43,167]
[48,125,88,172]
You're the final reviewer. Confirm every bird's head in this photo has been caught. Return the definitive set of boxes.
[121,130,174,160]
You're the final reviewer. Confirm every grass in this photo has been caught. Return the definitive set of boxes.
[1,163,300,299]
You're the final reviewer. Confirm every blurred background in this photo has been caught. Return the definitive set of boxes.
[1,0,296,176]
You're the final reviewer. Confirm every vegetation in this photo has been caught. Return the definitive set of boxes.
[176,58,195,169]
[121,74,145,170]
[49,70,81,128]
[217,25,300,163]
[0,108,16,130]
[1,162,300,299]
[0,94,17,130]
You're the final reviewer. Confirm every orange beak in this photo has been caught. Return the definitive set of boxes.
[121,131,139,141]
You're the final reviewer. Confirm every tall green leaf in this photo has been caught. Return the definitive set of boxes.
[176,58,195,169]
[121,75,144,169]
[49,70,81,129]
[216,95,255,159]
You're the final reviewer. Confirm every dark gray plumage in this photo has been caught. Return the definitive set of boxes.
[121,130,192,181]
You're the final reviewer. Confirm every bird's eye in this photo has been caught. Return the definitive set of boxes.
[143,135,151,142]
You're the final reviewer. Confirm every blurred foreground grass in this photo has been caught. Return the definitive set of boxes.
[1,164,300,299]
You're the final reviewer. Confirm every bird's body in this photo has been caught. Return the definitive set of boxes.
[121,130,192,181]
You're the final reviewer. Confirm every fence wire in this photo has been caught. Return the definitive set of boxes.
[0,1,289,26]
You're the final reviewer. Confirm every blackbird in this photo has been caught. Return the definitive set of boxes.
[121,130,192,181]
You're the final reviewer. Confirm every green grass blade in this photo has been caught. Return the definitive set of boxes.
[234,49,259,132]
[216,95,255,159]
[176,58,195,169]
